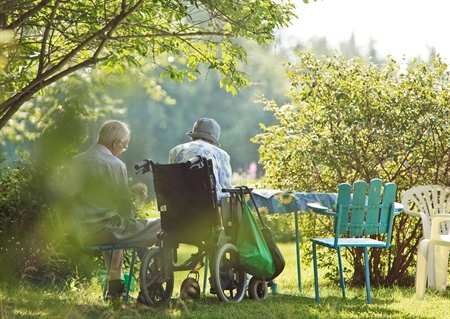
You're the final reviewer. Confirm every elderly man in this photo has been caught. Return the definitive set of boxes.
[71,120,159,303]
[169,118,232,201]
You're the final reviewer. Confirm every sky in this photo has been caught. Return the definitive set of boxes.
[277,0,450,61]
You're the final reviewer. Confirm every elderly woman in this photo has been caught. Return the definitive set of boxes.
[71,120,159,303]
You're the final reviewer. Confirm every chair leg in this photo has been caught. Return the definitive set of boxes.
[294,210,302,294]
[416,239,429,299]
[203,255,208,296]
[124,249,137,304]
[426,239,436,289]
[312,242,320,303]
[337,247,346,299]
[363,247,372,304]
[434,245,449,292]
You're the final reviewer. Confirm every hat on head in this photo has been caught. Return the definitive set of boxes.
[186,118,221,145]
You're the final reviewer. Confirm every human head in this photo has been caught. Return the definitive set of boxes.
[97,120,130,156]
[186,118,221,145]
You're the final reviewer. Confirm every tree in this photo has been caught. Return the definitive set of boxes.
[254,52,450,285]
[0,0,296,128]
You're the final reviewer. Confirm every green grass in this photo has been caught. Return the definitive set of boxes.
[1,242,449,319]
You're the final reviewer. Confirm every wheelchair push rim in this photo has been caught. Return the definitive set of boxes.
[212,243,246,302]
[139,247,174,306]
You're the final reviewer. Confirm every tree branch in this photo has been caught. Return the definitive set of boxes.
[109,30,233,40]
[35,0,144,85]
[7,0,51,29]
[37,0,61,75]
[0,0,147,128]
[0,55,107,128]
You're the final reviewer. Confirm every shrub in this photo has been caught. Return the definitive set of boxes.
[254,52,450,286]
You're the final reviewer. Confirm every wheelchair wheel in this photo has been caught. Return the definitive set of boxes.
[212,243,246,302]
[248,276,268,301]
[139,247,174,306]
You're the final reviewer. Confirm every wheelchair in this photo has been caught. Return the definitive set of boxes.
[135,156,267,305]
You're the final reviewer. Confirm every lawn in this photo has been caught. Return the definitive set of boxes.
[1,242,449,319]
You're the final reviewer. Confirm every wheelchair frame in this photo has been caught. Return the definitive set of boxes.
[135,156,259,305]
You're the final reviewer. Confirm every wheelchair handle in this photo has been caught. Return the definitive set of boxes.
[186,155,203,169]
[134,159,152,174]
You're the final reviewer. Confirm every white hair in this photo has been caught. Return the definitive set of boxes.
[97,120,130,146]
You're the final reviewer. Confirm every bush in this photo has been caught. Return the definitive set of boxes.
[0,159,102,284]
[0,100,102,284]
[254,52,450,286]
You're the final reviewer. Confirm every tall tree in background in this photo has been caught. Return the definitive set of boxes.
[0,0,296,128]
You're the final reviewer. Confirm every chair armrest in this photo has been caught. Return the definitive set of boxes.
[430,214,450,241]
[307,202,335,216]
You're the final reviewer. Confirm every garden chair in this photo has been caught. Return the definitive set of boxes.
[401,185,450,297]
[307,179,397,304]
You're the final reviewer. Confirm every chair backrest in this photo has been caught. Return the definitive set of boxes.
[151,156,220,245]
[401,185,450,237]
[401,185,450,217]
[334,179,397,245]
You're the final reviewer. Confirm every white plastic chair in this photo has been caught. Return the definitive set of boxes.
[415,214,450,298]
[401,185,450,298]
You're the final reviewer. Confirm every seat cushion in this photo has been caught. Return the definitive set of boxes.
[311,237,387,248]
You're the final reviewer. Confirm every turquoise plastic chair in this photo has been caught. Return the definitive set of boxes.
[307,179,397,304]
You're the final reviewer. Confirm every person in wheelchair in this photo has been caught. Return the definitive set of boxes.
[169,117,232,202]
[135,118,281,305]
[167,118,244,295]
[69,120,160,303]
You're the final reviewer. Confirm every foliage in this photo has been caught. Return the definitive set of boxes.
[264,214,297,242]
[0,0,296,128]
[0,71,124,147]
[0,160,82,284]
[1,40,288,171]
[118,42,288,172]
[254,52,450,286]
[0,97,104,283]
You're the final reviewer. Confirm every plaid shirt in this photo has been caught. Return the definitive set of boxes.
[169,140,232,201]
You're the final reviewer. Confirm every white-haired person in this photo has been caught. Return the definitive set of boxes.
[71,120,159,304]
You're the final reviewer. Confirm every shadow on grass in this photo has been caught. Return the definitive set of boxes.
[0,289,434,319]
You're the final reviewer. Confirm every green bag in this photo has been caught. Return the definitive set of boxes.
[236,203,275,278]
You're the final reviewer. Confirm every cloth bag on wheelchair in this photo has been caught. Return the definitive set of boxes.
[236,202,275,279]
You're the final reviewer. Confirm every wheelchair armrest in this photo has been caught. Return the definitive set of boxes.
[134,159,153,174]
[307,202,335,216]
